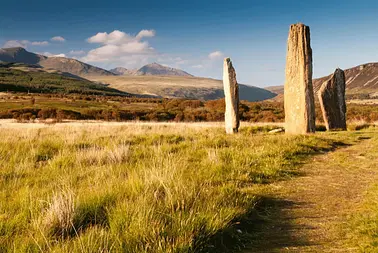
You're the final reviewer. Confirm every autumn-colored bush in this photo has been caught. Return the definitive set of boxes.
[38,108,57,119]
[0,95,376,123]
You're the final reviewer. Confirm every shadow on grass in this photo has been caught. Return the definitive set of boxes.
[243,196,319,252]
[195,196,317,253]
[300,141,351,153]
[195,140,357,253]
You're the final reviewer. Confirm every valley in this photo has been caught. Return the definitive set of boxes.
[88,75,276,101]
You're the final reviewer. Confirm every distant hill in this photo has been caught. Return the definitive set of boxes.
[265,85,284,95]
[39,57,115,77]
[0,47,274,101]
[0,47,115,77]
[1,48,192,78]
[0,47,46,64]
[267,63,378,99]
[109,67,138,76]
[88,75,276,101]
[135,63,193,77]
[0,62,130,96]
[110,63,192,77]
[313,63,378,98]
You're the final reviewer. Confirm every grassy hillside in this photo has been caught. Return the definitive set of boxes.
[0,124,360,252]
[89,75,276,102]
[39,57,115,77]
[0,63,129,96]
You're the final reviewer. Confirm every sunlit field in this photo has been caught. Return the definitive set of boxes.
[0,122,371,252]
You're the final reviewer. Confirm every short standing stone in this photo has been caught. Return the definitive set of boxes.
[318,68,347,130]
[284,23,316,134]
[223,58,239,134]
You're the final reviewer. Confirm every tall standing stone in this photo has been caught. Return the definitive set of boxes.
[223,58,239,134]
[318,68,347,130]
[284,23,316,134]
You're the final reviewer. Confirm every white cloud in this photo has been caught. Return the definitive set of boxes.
[87,30,133,44]
[172,57,188,66]
[31,41,49,46]
[136,29,156,39]
[154,55,191,69]
[208,51,224,60]
[39,52,53,56]
[191,64,204,69]
[53,53,66,57]
[3,40,49,48]
[3,40,29,48]
[39,52,66,57]
[82,29,156,64]
[51,36,66,42]
[69,50,86,55]
[87,29,156,45]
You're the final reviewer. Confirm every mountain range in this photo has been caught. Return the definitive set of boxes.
[0,47,193,78]
[0,47,114,77]
[0,62,131,96]
[0,47,275,101]
[3,47,378,101]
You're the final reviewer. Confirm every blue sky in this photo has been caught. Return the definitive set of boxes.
[1,0,378,87]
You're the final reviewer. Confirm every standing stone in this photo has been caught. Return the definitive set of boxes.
[223,58,239,134]
[284,23,316,134]
[318,68,347,130]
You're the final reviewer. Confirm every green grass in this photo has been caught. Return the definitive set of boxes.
[0,125,361,252]
[343,135,378,252]
[347,184,378,252]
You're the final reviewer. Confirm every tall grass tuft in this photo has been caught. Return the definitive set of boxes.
[41,190,75,238]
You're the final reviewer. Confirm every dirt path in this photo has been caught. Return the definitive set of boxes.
[246,133,378,252]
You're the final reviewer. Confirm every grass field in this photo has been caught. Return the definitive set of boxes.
[343,137,378,252]
[346,182,378,251]
[1,123,373,252]
[0,95,157,112]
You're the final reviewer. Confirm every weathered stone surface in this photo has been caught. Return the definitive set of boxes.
[269,128,285,134]
[223,58,239,134]
[284,23,316,134]
[318,68,347,130]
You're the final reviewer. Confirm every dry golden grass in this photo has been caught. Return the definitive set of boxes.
[347,99,378,105]
[40,190,76,237]
[0,119,284,130]
[0,123,372,252]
